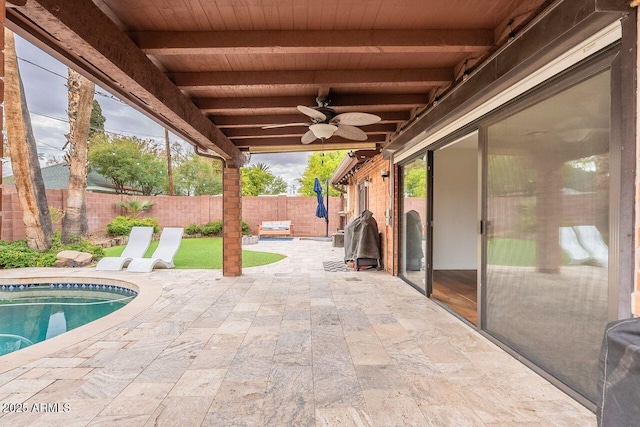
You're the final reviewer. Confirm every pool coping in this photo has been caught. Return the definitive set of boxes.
[0,268,161,375]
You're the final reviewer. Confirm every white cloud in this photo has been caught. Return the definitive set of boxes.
[248,152,310,193]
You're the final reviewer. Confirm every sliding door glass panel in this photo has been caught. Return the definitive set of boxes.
[485,70,610,403]
[400,156,427,292]
[432,134,479,325]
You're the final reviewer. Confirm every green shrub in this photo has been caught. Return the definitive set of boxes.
[185,223,202,236]
[106,216,159,236]
[49,206,65,224]
[0,240,41,268]
[184,219,250,237]
[201,220,223,236]
[0,232,105,269]
[61,237,106,258]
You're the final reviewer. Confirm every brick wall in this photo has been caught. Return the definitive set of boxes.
[243,196,340,237]
[222,167,242,276]
[0,184,340,240]
[346,156,394,274]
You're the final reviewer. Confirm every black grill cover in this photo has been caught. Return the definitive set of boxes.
[344,210,381,263]
[597,317,640,426]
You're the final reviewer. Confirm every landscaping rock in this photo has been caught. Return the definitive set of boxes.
[242,235,259,245]
[54,250,94,267]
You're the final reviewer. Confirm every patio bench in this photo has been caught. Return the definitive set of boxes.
[258,221,292,237]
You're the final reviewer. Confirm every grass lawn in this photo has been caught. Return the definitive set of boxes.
[488,238,537,266]
[103,237,285,269]
[488,238,570,266]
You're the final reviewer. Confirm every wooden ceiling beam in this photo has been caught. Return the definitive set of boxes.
[197,94,429,115]
[7,0,245,167]
[171,68,453,91]
[131,29,494,55]
[225,123,397,139]
[234,135,387,148]
[247,142,379,154]
[213,111,410,128]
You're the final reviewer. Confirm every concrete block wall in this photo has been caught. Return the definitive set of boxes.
[242,195,341,237]
[1,186,19,242]
[0,185,341,241]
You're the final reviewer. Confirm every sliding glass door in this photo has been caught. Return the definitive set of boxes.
[483,69,611,403]
[399,155,427,293]
[431,133,479,325]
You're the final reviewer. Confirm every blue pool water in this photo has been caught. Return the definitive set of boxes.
[0,283,136,357]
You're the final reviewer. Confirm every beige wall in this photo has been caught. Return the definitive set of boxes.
[433,145,478,270]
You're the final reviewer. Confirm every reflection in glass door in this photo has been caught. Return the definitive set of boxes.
[484,70,611,403]
[399,155,427,293]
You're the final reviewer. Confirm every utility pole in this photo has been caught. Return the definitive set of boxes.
[165,128,174,196]
[325,179,329,237]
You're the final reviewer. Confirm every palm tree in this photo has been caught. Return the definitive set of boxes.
[4,28,53,250]
[116,198,154,218]
[253,162,271,172]
[62,69,95,243]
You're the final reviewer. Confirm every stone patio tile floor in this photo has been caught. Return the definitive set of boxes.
[0,239,595,426]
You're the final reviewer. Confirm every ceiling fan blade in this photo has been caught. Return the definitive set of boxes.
[332,112,381,126]
[261,123,310,129]
[301,130,317,144]
[335,125,368,141]
[297,105,327,121]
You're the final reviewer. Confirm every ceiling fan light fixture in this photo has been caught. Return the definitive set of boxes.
[309,123,337,140]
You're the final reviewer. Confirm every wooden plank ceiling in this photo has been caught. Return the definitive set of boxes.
[7,0,548,160]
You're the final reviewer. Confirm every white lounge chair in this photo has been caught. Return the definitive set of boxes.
[559,226,591,265]
[95,226,154,271]
[127,227,184,273]
[574,225,609,267]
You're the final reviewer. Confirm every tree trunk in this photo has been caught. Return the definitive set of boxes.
[62,69,94,243]
[4,29,53,250]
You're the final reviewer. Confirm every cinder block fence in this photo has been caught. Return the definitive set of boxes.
[0,185,341,241]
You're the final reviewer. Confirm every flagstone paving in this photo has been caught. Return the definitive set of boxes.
[0,239,595,426]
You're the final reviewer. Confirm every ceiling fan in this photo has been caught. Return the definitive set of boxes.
[262,97,381,144]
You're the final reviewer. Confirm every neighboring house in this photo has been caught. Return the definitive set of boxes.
[3,163,139,194]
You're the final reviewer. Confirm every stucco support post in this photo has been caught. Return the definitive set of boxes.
[223,167,242,276]
[535,155,562,275]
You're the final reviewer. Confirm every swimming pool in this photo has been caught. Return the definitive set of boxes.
[0,283,137,357]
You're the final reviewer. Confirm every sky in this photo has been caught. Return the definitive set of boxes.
[2,35,310,192]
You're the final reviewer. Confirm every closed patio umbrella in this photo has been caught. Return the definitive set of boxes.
[314,177,329,237]
[314,177,327,219]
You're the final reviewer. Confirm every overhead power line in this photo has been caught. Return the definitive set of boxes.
[30,110,167,140]
[17,56,128,105]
